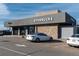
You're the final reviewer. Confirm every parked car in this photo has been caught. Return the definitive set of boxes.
[0,30,12,36]
[0,31,4,36]
[25,33,53,42]
[66,34,79,47]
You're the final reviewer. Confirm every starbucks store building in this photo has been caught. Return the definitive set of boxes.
[4,10,76,39]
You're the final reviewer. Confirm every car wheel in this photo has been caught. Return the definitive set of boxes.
[36,38,40,42]
[50,37,53,41]
[68,44,73,47]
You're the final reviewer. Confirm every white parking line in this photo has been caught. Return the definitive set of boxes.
[0,46,27,55]
[15,44,26,47]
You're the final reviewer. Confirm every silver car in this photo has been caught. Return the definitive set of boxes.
[26,33,53,42]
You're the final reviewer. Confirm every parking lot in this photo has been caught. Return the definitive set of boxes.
[0,36,79,56]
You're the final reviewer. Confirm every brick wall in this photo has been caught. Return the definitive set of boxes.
[36,25,58,39]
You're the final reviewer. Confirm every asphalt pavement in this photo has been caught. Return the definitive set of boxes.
[0,36,79,56]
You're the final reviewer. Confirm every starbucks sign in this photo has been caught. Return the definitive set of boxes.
[34,17,53,22]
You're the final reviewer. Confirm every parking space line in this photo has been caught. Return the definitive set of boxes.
[15,44,26,47]
[0,46,27,55]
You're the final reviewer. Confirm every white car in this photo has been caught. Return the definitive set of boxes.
[66,34,79,47]
[25,33,53,42]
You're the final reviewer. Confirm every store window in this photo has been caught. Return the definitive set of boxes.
[28,26,35,34]
[13,29,18,35]
[20,27,26,35]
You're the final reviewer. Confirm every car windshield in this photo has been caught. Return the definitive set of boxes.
[28,33,40,35]
[71,35,79,37]
[28,33,47,36]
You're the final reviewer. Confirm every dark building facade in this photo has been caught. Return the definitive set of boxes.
[4,10,76,39]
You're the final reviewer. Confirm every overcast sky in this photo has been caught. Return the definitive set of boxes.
[0,3,79,29]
